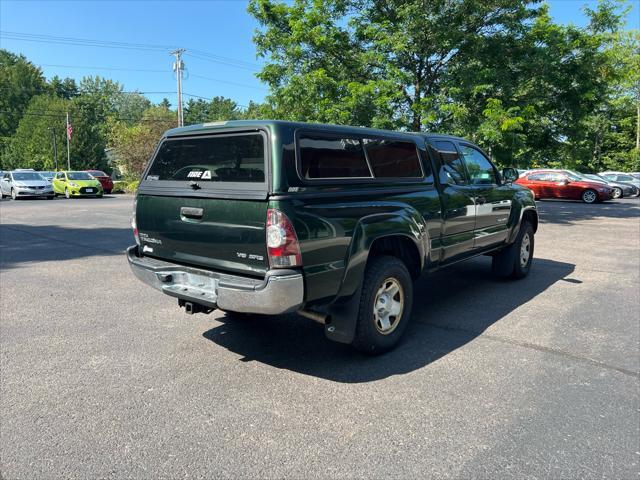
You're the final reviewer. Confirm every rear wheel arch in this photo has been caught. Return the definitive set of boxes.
[368,234,422,280]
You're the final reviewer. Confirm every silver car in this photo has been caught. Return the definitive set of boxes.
[0,171,55,200]
[599,172,640,191]
[582,173,639,198]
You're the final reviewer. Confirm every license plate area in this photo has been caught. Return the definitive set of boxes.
[158,270,219,306]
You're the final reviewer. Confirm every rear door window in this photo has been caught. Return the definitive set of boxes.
[146,133,265,184]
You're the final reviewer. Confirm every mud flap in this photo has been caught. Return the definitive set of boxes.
[492,241,517,277]
[324,284,363,344]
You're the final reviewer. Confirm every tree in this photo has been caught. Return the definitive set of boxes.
[49,76,79,99]
[0,50,48,156]
[3,92,116,171]
[184,96,244,125]
[249,0,538,130]
[2,95,67,170]
[108,106,175,177]
[184,98,210,125]
[248,0,637,171]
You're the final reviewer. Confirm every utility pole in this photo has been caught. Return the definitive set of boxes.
[170,49,186,127]
[49,128,59,171]
[65,111,71,170]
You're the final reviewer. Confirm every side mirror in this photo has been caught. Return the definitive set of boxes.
[559,180,569,186]
[502,168,518,183]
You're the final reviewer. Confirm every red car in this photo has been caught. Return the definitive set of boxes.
[515,170,612,204]
[84,170,114,194]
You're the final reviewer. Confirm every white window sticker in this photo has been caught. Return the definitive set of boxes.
[201,170,212,180]
[187,170,203,179]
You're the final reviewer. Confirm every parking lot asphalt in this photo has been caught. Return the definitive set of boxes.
[1,194,639,479]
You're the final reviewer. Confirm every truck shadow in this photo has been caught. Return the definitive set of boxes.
[202,256,575,383]
[0,224,132,269]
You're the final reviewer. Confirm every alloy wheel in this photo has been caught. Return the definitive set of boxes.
[520,233,531,268]
[582,190,597,203]
[373,277,404,335]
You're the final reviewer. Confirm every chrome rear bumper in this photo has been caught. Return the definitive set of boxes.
[126,246,304,315]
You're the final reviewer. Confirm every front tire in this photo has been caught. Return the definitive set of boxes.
[581,189,597,204]
[351,255,413,354]
[611,187,622,199]
[11,188,17,200]
[64,188,71,199]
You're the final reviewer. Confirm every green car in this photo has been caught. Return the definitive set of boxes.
[52,171,103,198]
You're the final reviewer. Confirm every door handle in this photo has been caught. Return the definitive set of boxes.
[180,206,204,220]
[475,196,486,205]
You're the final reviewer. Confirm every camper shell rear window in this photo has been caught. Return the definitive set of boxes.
[146,132,266,183]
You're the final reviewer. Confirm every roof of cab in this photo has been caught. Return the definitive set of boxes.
[163,119,469,143]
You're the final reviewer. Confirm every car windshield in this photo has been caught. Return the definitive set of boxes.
[13,172,44,181]
[67,172,93,180]
[616,174,634,181]
[564,171,583,181]
[39,171,54,178]
[88,171,107,177]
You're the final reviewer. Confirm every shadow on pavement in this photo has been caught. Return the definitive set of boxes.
[202,256,575,383]
[0,223,132,269]
[537,198,640,225]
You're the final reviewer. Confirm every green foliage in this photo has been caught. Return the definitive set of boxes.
[108,105,175,177]
[2,95,67,170]
[249,0,639,172]
[184,96,244,125]
[0,50,48,155]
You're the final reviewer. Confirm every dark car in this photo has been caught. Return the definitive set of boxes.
[127,120,538,354]
[515,170,612,203]
[84,170,114,193]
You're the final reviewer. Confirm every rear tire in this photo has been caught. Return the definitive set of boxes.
[351,255,413,355]
[581,189,597,204]
[492,221,534,279]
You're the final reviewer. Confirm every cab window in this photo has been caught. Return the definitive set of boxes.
[459,145,497,185]
[433,140,467,185]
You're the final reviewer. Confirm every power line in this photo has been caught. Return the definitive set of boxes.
[0,31,263,71]
[35,63,266,90]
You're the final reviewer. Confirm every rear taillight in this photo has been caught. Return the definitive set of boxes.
[132,196,140,246]
[266,208,302,268]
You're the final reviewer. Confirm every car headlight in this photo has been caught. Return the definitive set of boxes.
[69,182,78,187]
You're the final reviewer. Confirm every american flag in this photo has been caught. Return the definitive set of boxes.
[66,115,73,140]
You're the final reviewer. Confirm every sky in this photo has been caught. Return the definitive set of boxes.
[0,0,638,110]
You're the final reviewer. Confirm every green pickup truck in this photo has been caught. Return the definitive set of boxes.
[128,120,538,353]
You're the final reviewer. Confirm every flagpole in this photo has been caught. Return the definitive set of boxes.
[66,112,71,170]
